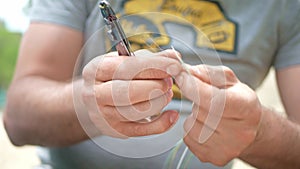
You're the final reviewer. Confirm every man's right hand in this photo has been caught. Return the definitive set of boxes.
[81,50,182,138]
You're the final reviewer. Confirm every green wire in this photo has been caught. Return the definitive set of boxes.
[182,151,194,169]
[164,139,184,169]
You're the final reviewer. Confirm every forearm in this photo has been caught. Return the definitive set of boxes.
[3,76,97,147]
[240,107,300,169]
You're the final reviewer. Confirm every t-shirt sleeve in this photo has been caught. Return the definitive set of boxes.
[29,0,90,32]
[273,0,300,69]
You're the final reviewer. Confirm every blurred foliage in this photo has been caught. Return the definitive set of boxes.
[0,89,5,108]
[0,21,21,89]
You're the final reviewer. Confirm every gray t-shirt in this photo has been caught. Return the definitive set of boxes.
[30,0,300,169]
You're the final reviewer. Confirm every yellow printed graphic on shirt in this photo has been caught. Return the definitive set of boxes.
[114,0,238,53]
[105,0,238,99]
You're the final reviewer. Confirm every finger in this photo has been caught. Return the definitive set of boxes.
[191,94,225,139]
[183,135,211,163]
[95,52,182,82]
[154,49,182,60]
[175,71,227,130]
[95,79,172,106]
[117,110,179,137]
[82,52,118,85]
[184,134,233,166]
[82,83,100,114]
[117,89,173,121]
[183,114,219,144]
[175,71,218,106]
[156,49,194,76]
[82,83,126,138]
[191,103,223,127]
[189,65,238,88]
[101,89,173,122]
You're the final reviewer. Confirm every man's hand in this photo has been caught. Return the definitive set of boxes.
[175,65,262,166]
[81,50,182,138]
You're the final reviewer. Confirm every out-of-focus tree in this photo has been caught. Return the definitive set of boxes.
[0,21,21,89]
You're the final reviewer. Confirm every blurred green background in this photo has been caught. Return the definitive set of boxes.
[0,21,20,108]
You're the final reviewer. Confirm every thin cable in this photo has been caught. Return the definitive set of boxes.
[171,46,192,169]
[144,36,164,52]
[171,46,190,74]
[176,147,188,169]
[163,139,184,169]
[182,151,193,169]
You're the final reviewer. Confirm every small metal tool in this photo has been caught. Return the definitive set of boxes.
[99,0,134,56]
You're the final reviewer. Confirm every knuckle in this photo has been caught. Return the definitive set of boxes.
[82,65,94,82]
[112,82,125,97]
[223,146,239,160]
[138,69,167,79]
[161,92,170,106]
[213,160,229,167]
[95,57,123,81]
[156,119,170,134]
[221,147,240,164]
[198,156,209,163]
[165,49,182,59]
[133,124,148,136]
[82,57,104,81]
[95,83,117,106]
[224,92,239,109]
[81,89,94,104]
[183,116,194,133]
[82,66,89,78]
[101,106,114,119]
[221,66,237,80]
[153,90,168,103]
[96,62,113,81]
[121,109,140,121]
[116,125,127,136]
[241,129,257,145]
[161,124,169,133]
[220,65,231,73]
[230,149,242,159]
[193,149,210,163]
[135,101,151,113]
[162,49,174,57]
[197,64,206,70]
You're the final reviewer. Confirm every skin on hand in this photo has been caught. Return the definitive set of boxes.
[175,65,262,166]
[81,49,183,138]
[3,23,88,146]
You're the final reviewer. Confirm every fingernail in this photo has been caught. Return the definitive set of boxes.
[167,64,180,76]
[164,78,173,88]
[169,112,178,124]
[166,89,173,98]
[192,66,201,76]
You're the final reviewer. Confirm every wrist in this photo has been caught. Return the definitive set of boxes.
[239,106,278,162]
[72,78,103,138]
[239,104,263,157]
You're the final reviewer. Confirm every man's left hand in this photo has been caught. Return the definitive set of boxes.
[175,65,262,166]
